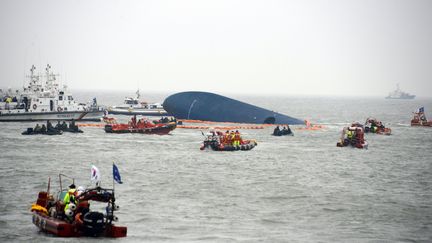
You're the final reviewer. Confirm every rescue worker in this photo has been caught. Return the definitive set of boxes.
[347,129,354,140]
[234,130,241,146]
[69,119,76,130]
[273,125,280,135]
[34,124,41,133]
[63,184,77,221]
[47,120,54,132]
[61,121,67,130]
[224,130,230,145]
[131,115,137,128]
[40,124,47,133]
[230,131,236,146]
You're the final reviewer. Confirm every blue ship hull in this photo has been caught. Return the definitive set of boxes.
[163,91,303,125]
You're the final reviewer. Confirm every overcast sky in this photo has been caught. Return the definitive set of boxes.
[0,0,431,97]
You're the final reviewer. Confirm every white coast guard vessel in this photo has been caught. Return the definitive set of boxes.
[0,65,104,121]
[107,89,168,116]
[385,84,415,99]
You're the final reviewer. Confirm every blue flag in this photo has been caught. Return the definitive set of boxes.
[113,163,123,184]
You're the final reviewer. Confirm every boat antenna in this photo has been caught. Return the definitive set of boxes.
[47,177,51,195]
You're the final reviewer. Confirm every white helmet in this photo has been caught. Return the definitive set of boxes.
[69,203,77,211]
[65,209,73,217]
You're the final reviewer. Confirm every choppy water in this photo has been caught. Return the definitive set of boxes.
[1,93,432,242]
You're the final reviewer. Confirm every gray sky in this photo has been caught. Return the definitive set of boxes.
[1,0,431,97]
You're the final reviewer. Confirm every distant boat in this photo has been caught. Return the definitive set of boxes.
[107,89,168,116]
[0,65,104,122]
[163,91,303,125]
[385,84,415,99]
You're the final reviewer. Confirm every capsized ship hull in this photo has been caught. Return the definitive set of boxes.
[163,91,303,124]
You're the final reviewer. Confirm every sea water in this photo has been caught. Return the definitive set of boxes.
[0,92,431,242]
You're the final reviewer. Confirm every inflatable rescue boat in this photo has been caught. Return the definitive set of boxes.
[364,117,391,135]
[104,116,176,135]
[200,130,257,151]
[31,176,127,238]
[336,123,368,149]
[411,107,432,127]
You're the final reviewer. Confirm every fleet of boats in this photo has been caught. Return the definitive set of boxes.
[1,65,429,238]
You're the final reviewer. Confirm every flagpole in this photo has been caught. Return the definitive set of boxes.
[113,162,115,194]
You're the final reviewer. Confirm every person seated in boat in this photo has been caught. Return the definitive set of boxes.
[69,119,76,129]
[55,121,61,130]
[40,124,47,134]
[233,130,242,146]
[283,125,292,134]
[273,125,280,135]
[347,129,354,140]
[47,120,56,132]
[131,115,137,128]
[34,124,41,133]
[61,121,68,130]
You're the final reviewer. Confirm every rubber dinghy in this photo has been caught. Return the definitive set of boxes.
[104,116,176,135]
[31,176,127,237]
[364,117,391,135]
[22,128,63,135]
[336,122,368,149]
[163,91,303,124]
[411,107,432,127]
[200,130,257,151]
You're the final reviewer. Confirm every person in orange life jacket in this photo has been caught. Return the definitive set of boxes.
[230,131,236,146]
[234,130,241,146]
[224,130,230,145]
[131,115,137,128]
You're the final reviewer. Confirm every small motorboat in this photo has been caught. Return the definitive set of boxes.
[107,89,168,116]
[336,123,368,149]
[364,117,391,135]
[272,125,293,136]
[104,116,176,135]
[200,130,257,151]
[30,175,127,238]
[411,107,432,127]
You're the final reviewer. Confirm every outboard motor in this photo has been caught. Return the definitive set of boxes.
[82,211,105,236]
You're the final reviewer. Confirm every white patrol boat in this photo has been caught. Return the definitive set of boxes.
[0,65,104,121]
[107,89,168,116]
[385,84,415,99]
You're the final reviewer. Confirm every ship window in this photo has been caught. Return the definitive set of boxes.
[68,96,73,100]
[59,96,63,100]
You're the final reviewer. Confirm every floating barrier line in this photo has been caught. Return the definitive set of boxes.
[78,123,105,127]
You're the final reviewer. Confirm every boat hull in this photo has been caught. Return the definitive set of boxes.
[32,212,127,237]
[0,110,104,122]
[104,122,176,135]
[200,140,257,151]
[411,120,432,127]
[163,91,303,125]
